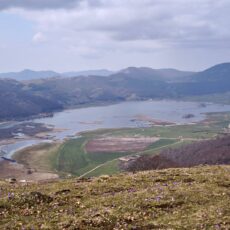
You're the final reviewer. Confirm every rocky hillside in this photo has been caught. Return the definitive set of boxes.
[0,166,229,229]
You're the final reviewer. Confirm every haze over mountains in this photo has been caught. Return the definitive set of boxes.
[0,67,193,82]
[0,69,115,81]
[0,63,230,121]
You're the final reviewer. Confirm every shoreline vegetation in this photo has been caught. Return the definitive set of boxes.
[0,100,123,123]
[0,110,229,181]
[1,96,230,124]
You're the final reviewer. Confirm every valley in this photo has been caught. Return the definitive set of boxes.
[1,63,230,181]
[1,106,229,180]
[1,2,230,229]
[1,63,230,121]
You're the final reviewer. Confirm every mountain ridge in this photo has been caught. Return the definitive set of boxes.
[0,69,115,81]
[1,62,230,120]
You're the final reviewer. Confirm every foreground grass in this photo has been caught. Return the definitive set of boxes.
[0,165,229,229]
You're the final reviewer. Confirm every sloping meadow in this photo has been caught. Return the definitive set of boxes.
[0,165,229,229]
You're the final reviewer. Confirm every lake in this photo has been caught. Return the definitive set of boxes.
[1,100,230,158]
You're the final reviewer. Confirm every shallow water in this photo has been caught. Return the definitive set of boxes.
[1,100,230,158]
[32,100,230,139]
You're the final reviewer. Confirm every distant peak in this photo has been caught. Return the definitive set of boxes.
[21,69,34,73]
[205,62,230,71]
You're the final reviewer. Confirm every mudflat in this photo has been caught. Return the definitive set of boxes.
[0,160,58,181]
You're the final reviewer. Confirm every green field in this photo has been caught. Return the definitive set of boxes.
[48,112,230,177]
[15,111,230,178]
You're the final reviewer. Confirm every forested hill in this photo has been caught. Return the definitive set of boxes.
[125,135,230,172]
[0,79,62,120]
[1,63,230,120]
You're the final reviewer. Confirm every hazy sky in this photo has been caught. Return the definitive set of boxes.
[0,0,230,72]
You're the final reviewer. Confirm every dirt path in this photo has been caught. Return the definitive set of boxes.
[79,139,183,178]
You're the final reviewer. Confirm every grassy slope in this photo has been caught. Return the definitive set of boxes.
[13,143,61,172]
[0,165,229,229]
[53,137,181,177]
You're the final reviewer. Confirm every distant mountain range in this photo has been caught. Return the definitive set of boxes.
[0,63,230,120]
[63,69,115,78]
[0,69,115,81]
[0,67,193,81]
[118,67,195,82]
[0,70,60,81]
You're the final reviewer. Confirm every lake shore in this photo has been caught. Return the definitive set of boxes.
[0,160,59,181]
[1,100,230,180]
[0,142,61,181]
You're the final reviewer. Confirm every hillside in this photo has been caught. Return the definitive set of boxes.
[175,63,230,96]
[0,166,229,229]
[28,63,230,107]
[191,63,230,82]
[0,79,62,120]
[63,69,115,77]
[0,69,114,81]
[126,135,230,172]
[1,63,230,120]
[0,69,60,81]
[26,63,230,100]
[118,67,194,82]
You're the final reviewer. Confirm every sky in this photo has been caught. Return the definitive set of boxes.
[0,0,230,72]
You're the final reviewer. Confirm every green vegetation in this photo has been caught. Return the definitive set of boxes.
[55,112,230,176]
[53,137,183,177]
[14,111,230,178]
[13,142,61,172]
[0,165,229,229]
[147,139,178,150]
[53,137,129,176]
[185,92,230,105]
[84,160,120,178]
[2,62,230,121]
[55,138,88,174]
[103,124,216,139]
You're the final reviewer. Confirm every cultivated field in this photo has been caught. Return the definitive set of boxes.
[85,136,159,153]
[9,111,230,179]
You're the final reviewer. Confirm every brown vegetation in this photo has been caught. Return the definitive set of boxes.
[0,161,58,181]
[85,136,159,153]
[0,165,229,229]
[125,135,230,172]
